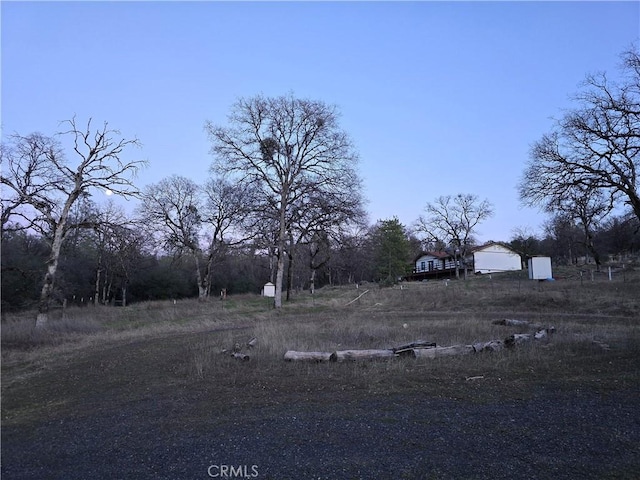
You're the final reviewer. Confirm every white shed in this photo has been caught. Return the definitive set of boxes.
[528,256,553,280]
[262,282,276,297]
[471,243,522,274]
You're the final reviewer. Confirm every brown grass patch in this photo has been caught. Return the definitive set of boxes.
[2,269,639,426]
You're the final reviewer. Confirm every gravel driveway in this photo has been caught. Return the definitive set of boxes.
[3,386,638,479]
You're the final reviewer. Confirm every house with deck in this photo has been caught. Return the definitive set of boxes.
[412,251,461,280]
[411,242,522,280]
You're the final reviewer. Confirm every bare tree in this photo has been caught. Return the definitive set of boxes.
[416,194,494,279]
[200,176,259,297]
[90,200,143,306]
[138,175,206,298]
[561,186,610,269]
[0,118,145,327]
[138,175,255,301]
[543,214,583,265]
[520,47,640,224]
[206,93,361,307]
[285,180,366,298]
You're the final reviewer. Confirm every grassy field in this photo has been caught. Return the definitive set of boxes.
[3,265,639,428]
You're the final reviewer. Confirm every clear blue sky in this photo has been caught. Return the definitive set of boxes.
[2,1,639,242]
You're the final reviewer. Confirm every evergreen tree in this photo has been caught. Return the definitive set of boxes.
[371,217,411,285]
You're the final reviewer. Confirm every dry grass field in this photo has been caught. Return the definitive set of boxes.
[2,265,639,479]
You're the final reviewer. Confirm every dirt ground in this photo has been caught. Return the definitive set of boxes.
[3,382,639,479]
[3,278,640,479]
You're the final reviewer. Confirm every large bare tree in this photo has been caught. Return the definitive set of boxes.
[139,175,257,300]
[200,176,260,297]
[285,179,366,299]
[520,48,640,223]
[416,194,494,279]
[206,93,361,307]
[138,175,206,298]
[1,118,145,327]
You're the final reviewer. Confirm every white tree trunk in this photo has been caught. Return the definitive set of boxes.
[309,269,316,295]
[36,219,68,329]
[193,253,208,301]
[274,251,285,308]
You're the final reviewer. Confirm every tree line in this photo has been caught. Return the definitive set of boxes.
[2,48,639,326]
[2,206,637,315]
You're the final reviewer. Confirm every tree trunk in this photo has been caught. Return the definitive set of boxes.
[121,285,127,307]
[286,248,294,301]
[309,268,316,295]
[274,198,288,308]
[628,190,640,224]
[36,222,67,329]
[585,230,601,271]
[274,249,285,308]
[94,258,102,306]
[203,247,217,299]
[193,253,207,301]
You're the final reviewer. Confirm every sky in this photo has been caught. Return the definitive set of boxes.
[2,1,639,243]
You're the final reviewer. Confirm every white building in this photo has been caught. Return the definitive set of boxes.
[470,242,522,274]
[262,282,275,297]
[528,256,553,280]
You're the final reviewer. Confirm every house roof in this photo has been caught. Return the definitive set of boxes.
[415,242,520,263]
[469,241,518,254]
[414,251,452,262]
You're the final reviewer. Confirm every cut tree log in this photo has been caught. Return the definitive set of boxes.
[392,340,436,354]
[534,329,549,340]
[505,328,554,347]
[283,351,333,362]
[472,340,504,353]
[330,349,398,362]
[504,333,533,347]
[411,345,474,359]
[230,352,250,361]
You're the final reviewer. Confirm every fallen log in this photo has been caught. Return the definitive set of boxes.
[472,340,504,353]
[392,340,436,354]
[412,345,474,359]
[284,351,333,362]
[345,289,370,306]
[534,329,548,340]
[330,349,398,362]
[505,328,554,347]
[504,333,533,347]
[230,352,250,361]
